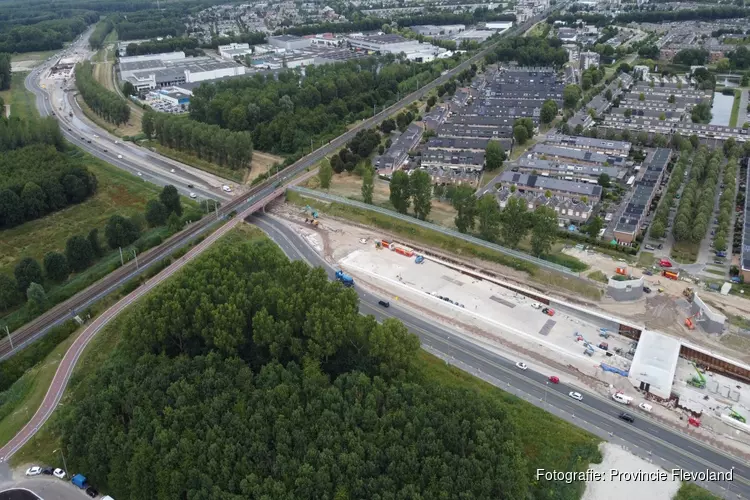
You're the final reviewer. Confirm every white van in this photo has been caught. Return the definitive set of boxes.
[612,392,633,405]
[222,185,232,193]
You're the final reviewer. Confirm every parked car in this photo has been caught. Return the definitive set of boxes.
[568,391,583,401]
[515,361,528,370]
[53,468,66,479]
[644,244,655,251]
[618,412,635,423]
[222,185,232,193]
[542,307,555,316]
[643,286,651,293]
[25,466,42,476]
[41,467,53,475]
[531,302,542,309]
[86,487,99,498]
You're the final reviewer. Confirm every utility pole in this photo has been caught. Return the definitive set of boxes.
[4,326,12,351]
[119,247,124,266]
[132,249,139,270]
[53,449,68,478]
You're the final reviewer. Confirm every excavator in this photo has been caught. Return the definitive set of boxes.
[682,287,694,299]
[685,310,701,330]
[687,361,706,389]
[303,205,319,226]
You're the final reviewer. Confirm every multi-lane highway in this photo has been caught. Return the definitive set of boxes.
[251,214,750,500]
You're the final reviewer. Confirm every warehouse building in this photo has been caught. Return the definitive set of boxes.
[410,24,465,36]
[269,34,312,50]
[218,42,253,60]
[120,56,246,92]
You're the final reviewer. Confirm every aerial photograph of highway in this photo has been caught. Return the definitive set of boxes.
[2,0,750,499]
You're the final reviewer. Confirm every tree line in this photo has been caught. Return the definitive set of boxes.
[673,147,722,244]
[88,19,114,50]
[142,112,254,171]
[0,145,97,229]
[484,36,569,68]
[0,53,10,91]
[111,10,185,41]
[650,150,689,239]
[713,143,739,253]
[278,10,515,37]
[0,116,65,151]
[125,37,201,57]
[75,61,130,126]
[615,6,750,24]
[57,235,550,500]
[189,56,458,156]
[200,31,267,50]
[0,184,188,314]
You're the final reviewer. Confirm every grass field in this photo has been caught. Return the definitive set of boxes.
[637,251,656,268]
[10,224,603,500]
[670,241,699,264]
[587,270,608,283]
[0,72,38,120]
[0,154,161,277]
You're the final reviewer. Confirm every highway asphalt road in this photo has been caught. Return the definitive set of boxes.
[251,214,750,499]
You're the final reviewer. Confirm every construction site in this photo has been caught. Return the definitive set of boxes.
[271,200,750,456]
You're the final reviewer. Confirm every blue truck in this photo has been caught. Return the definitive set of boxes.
[72,474,88,489]
[335,270,354,287]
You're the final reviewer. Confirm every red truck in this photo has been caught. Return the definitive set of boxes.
[662,270,679,280]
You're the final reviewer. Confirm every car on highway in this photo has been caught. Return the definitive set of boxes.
[86,140,91,143]
[548,375,559,384]
[170,168,175,173]
[378,300,390,308]
[189,192,197,199]
[618,412,635,423]
[25,466,42,476]
[515,361,527,370]
[187,184,194,188]
[531,302,542,309]
[568,391,583,401]
[137,172,142,177]
[542,307,555,316]
[114,140,119,144]
[53,468,66,479]
[117,154,122,159]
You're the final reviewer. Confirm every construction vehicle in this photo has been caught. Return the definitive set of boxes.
[415,255,424,264]
[662,270,679,280]
[304,217,319,226]
[304,205,318,219]
[390,243,414,257]
[682,287,694,299]
[729,409,747,423]
[687,362,706,389]
[685,310,701,330]
[335,270,354,287]
[599,328,610,339]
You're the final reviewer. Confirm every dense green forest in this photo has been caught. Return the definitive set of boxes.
[111,10,186,41]
[58,230,600,499]
[0,53,10,91]
[0,144,97,228]
[75,61,130,125]
[188,56,458,155]
[143,111,254,170]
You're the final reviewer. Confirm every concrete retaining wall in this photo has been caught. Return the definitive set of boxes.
[607,276,644,301]
[690,293,726,334]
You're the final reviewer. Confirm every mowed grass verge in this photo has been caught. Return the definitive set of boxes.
[0,153,161,277]
[0,72,38,120]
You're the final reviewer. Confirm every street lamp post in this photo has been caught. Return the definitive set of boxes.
[132,249,139,270]
[545,381,549,406]
[53,448,68,478]
[4,325,12,351]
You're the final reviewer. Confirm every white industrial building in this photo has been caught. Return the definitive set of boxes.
[485,21,513,32]
[627,330,681,400]
[118,51,187,65]
[346,33,442,61]
[218,42,253,60]
[269,34,312,51]
[410,24,466,36]
[119,55,246,92]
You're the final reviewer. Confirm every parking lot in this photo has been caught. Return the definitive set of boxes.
[142,93,188,115]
